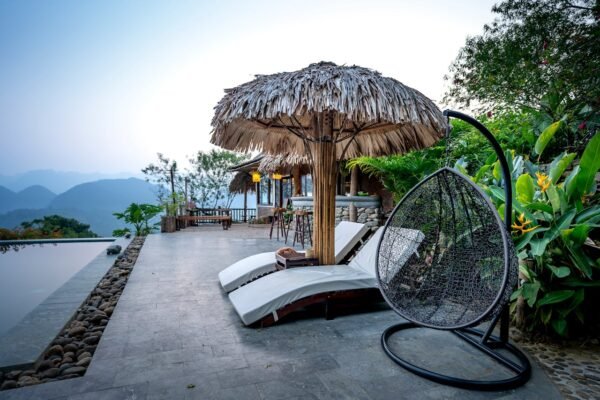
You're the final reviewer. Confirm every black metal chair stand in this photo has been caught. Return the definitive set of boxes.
[376,110,531,391]
[381,309,531,391]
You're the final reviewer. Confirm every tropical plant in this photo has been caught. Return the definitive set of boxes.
[348,112,538,200]
[464,133,600,336]
[112,203,163,237]
[347,152,440,202]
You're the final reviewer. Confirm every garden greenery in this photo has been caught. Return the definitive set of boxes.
[460,132,600,336]
[112,203,163,237]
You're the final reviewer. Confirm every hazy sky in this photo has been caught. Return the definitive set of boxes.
[0,0,498,175]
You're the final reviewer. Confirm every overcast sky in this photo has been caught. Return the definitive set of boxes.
[0,0,498,175]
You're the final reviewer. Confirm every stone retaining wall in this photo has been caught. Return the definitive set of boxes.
[290,195,382,229]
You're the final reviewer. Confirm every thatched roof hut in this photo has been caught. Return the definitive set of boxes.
[211,61,445,264]
[228,171,255,194]
[212,62,446,159]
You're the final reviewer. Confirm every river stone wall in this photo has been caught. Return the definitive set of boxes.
[290,195,382,229]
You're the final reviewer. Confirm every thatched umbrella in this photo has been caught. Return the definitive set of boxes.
[229,171,255,222]
[212,62,446,264]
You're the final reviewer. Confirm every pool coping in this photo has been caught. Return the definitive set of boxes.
[0,237,130,369]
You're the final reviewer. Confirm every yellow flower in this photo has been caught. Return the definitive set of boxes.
[512,213,538,235]
[535,172,551,192]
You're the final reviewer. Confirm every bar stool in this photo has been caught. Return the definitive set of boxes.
[269,208,288,241]
[292,210,313,248]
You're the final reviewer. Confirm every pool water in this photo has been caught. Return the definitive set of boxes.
[0,242,110,336]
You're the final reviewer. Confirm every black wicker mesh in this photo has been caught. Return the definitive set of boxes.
[377,167,517,330]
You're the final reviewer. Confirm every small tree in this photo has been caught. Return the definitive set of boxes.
[142,153,183,215]
[113,203,163,237]
[188,150,248,208]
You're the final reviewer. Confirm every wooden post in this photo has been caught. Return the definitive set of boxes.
[243,181,248,222]
[292,166,302,196]
[311,111,337,265]
[350,166,359,195]
[349,166,359,222]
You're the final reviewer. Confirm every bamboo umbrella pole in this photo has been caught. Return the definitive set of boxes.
[310,112,337,265]
[292,166,302,196]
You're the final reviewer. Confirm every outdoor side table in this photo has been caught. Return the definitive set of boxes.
[275,254,319,270]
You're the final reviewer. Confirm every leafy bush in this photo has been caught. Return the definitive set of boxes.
[463,133,600,336]
[113,203,163,237]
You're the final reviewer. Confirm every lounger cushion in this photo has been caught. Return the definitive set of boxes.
[228,227,385,325]
[219,252,283,292]
[347,228,384,276]
[229,265,375,325]
[333,222,370,264]
[219,221,369,292]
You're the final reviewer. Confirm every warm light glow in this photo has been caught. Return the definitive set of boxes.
[272,172,282,180]
[251,171,261,183]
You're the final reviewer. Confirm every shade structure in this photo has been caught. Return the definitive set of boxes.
[257,154,309,175]
[212,62,446,264]
[229,171,256,194]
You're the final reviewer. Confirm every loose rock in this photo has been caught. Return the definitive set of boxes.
[61,366,86,376]
[46,345,63,357]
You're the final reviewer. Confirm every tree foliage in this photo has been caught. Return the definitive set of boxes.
[445,0,599,115]
[142,153,181,214]
[188,150,248,208]
[0,215,98,240]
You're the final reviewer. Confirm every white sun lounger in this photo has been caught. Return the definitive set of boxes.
[228,226,424,326]
[219,221,370,293]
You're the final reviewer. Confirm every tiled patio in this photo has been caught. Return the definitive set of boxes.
[0,225,562,399]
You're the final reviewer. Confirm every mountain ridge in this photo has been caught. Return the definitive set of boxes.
[0,169,142,193]
[0,178,157,236]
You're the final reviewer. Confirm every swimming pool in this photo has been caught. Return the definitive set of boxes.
[0,240,113,336]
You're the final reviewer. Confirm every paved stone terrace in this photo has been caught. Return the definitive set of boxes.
[0,225,562,399]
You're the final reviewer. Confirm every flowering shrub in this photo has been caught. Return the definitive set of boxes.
[462,133,600,336]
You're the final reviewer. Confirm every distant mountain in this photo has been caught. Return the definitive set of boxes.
[0,170,143,193]
[0,186,17,214]
[0,178,157,236]
[0,185,57,213]
[15,185,56,210]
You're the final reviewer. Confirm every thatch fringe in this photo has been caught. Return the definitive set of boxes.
[258,154,309,174]
[211,62,446,158]
[228,172,255,194]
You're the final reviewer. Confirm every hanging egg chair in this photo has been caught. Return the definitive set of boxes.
[376,110,531,391]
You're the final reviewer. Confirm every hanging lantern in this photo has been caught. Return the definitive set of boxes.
[272,172,283,180]
[251,171,261,183]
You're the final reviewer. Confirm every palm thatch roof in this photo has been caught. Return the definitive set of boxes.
[229,155,263,172]
[258,154,309,175]
[228,171,255,194]
[211,61,446,158]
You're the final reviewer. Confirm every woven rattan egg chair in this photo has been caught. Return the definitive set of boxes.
[376,110,531,391]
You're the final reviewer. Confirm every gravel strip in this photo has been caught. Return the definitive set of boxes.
[513,328,600,399]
